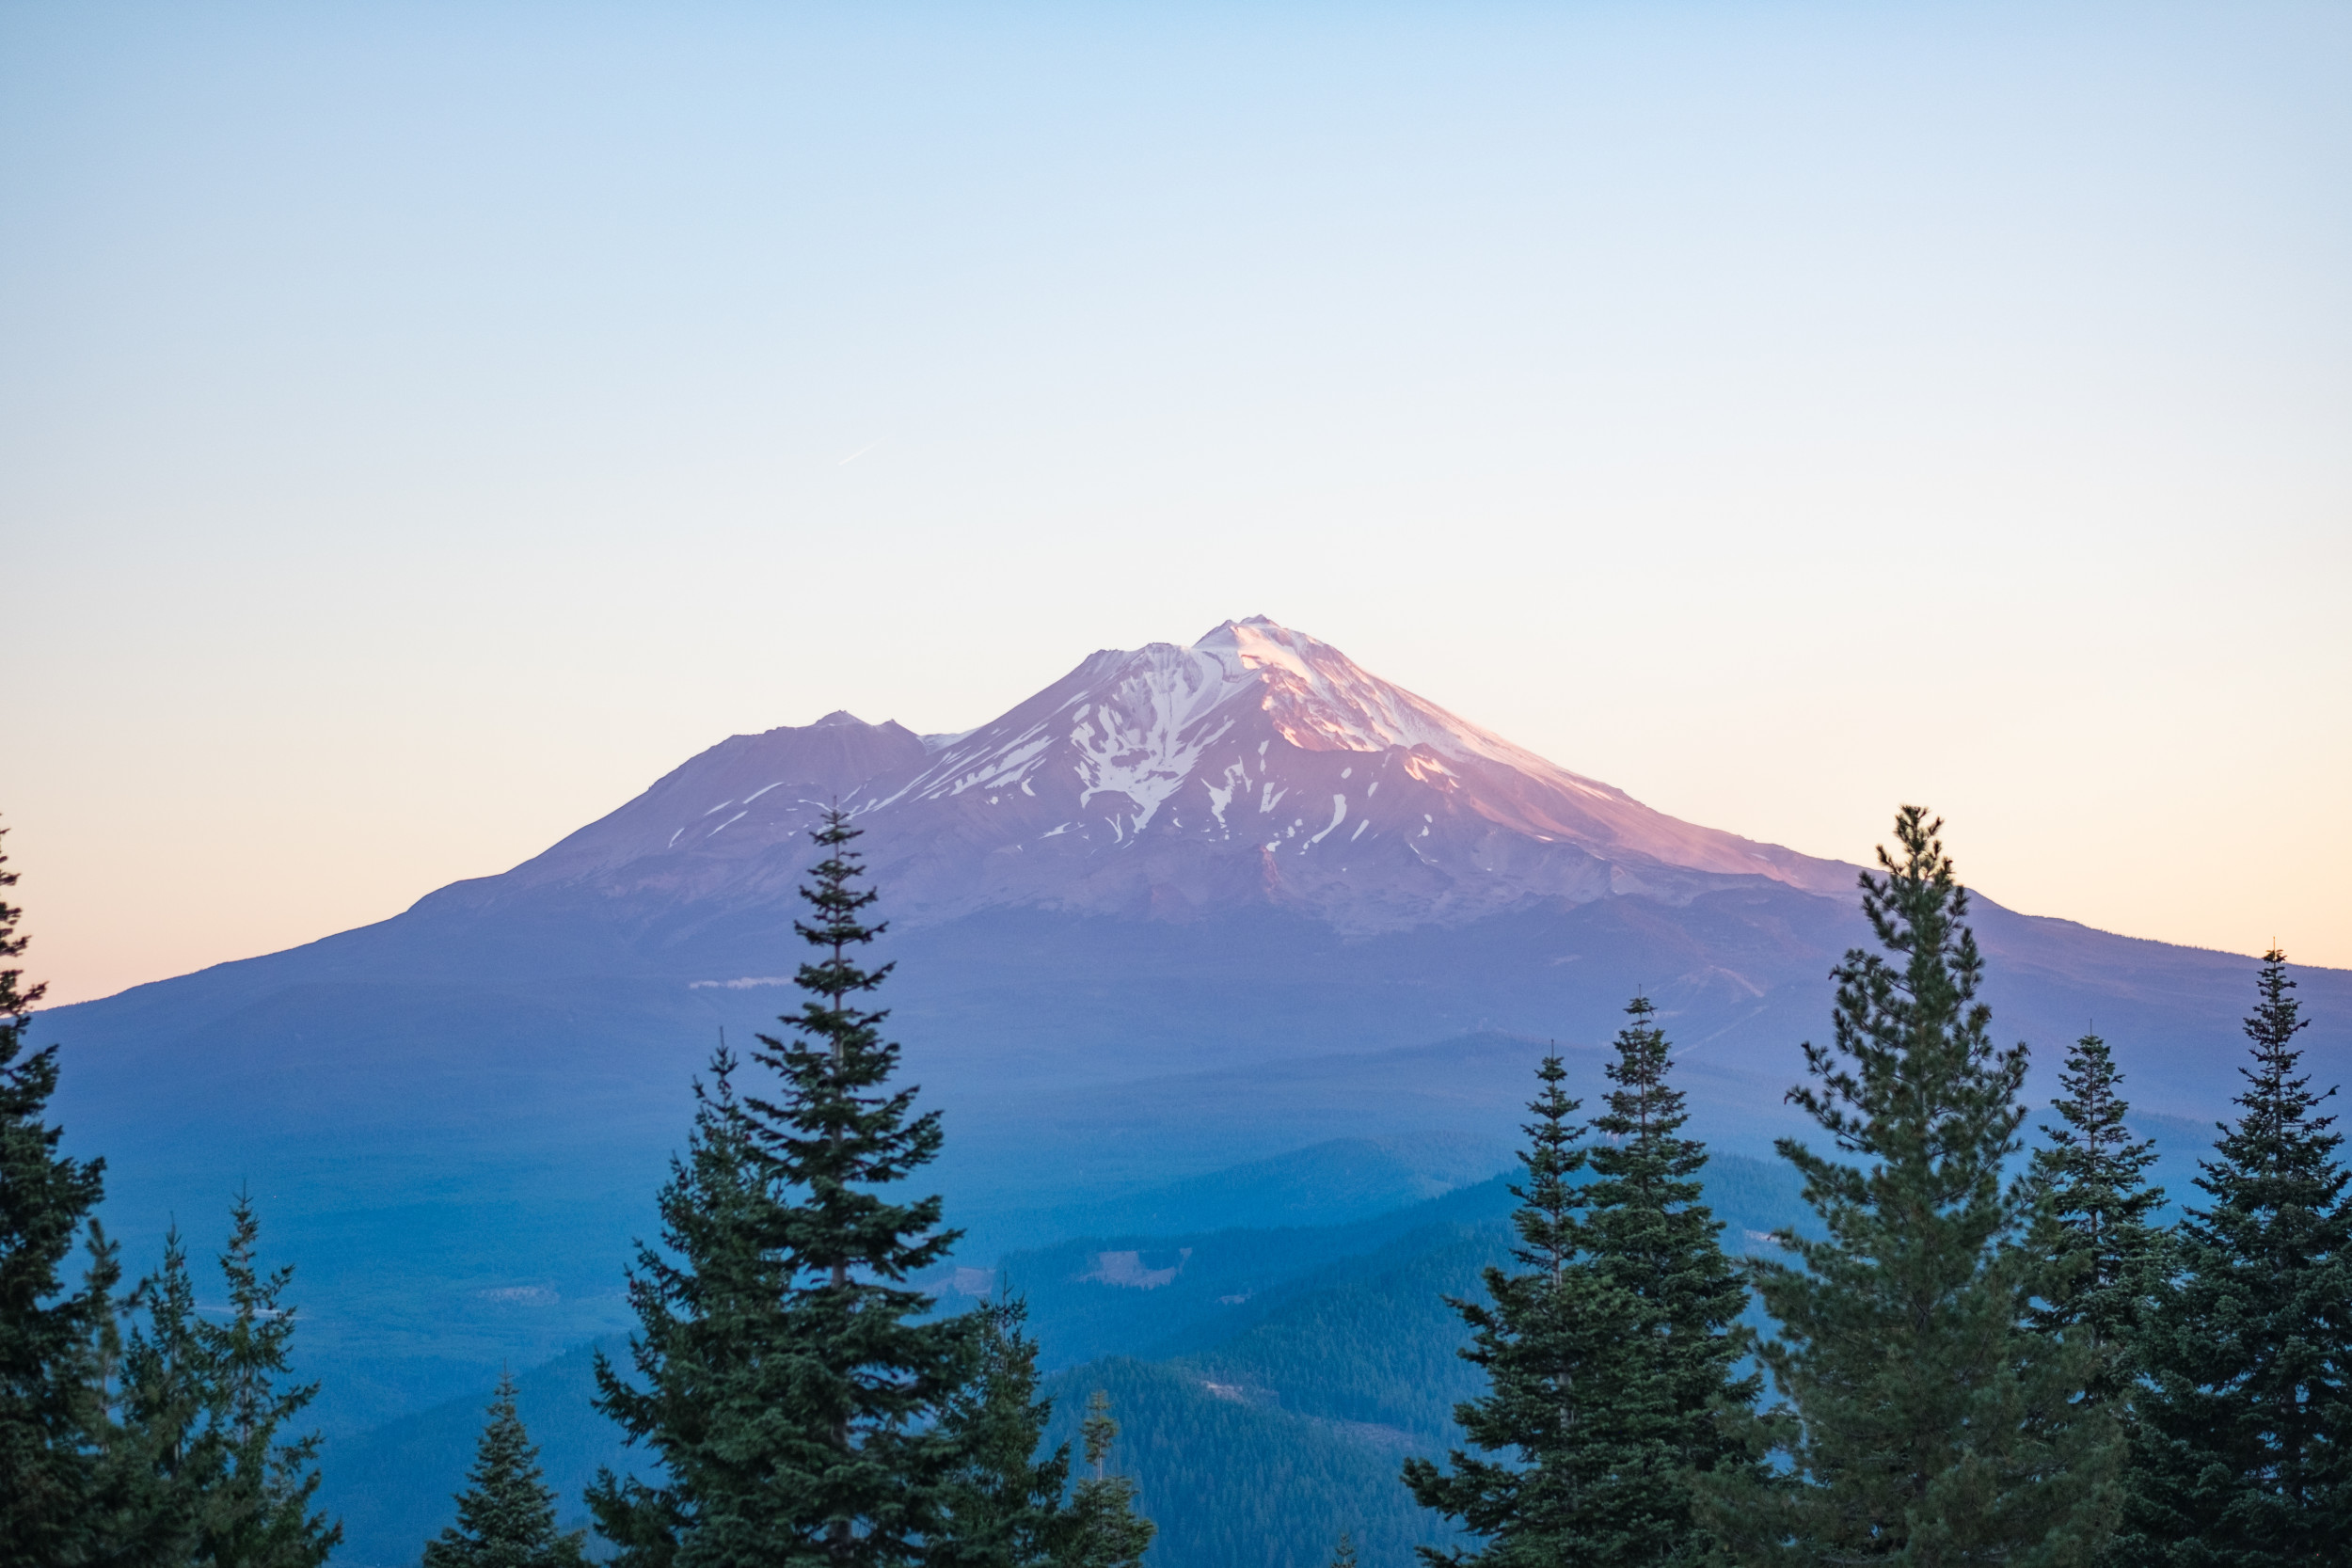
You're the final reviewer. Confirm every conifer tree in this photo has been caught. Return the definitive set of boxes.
[1059,1390,1153,1568]
[105,1225,213,1560]
[1694,807,2117,1563]
[591,809,972,1565]
[0,818,111,1564]
[87,1205,339,1565]
[197,1191,341,1567]
[936,1296,1071,1568]
[1408,1006,1763,1565]
[69,1219,139,1554]
[587,1055,757,1564]
[2030,1031,2167,1409]
[1329,1531,1359,1568]
[2122,950,2352,1562]
[1572,996,1766,1562]
[1402,1052,1597,1563]
[425,1370,590,1568]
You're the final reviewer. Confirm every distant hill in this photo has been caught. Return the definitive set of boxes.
[323,1145,2031,1566]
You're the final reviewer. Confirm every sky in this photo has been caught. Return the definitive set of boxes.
[3,0,2346,1006]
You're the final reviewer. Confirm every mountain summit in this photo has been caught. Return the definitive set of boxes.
[476,616,1847,933]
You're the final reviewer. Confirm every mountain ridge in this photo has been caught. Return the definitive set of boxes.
[430,616,1852,939]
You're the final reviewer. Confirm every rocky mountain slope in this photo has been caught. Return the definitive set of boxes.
[456,616,1850,937]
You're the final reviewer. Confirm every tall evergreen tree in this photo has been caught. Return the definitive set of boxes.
[103,1224,214,1562]
[2123,950,2352,1564]
[1570,996,1767,1562]
[587,1055,759,1566]
[2030,1031,2167,1409]
[1402,1052,1597,1564]
[1059,1390,1153,1568]
[1694,807,2117,1564]
[1329,1531,1359,1568]
[1407,1004,1763,1566]
[0,818,111,1564]
[196,1191,341,1568]
[425,1370,590,1568]
[87,1197,341,1565]
[591,809,972,1566]
[936,1297,1071,1568]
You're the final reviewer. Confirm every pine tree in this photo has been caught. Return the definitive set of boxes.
[2123,950,2352,1563]
[1058,1390,1153,1568]
[591,809,972,1566]
[1402,1051,1597,1564]
[1407,1006,1763,1565]
[0,817,112,1565]
[105,1225,214,1561]
[85,1204,341,1565]
[425,1370,590,1568]
[1694,807,2118,1564]
[587,1056,756,1566]
[1571,996,1767,1563]
[195,1191,341,1567]
[1330,1530,1359,1568]
[2030,1031,2167,1409]
[70,1219,141,1556]
[937,1296,1071,1568]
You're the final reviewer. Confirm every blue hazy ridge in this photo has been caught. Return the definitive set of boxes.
[316,1133,2214,1568]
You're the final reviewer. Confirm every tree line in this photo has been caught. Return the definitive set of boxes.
[3,804,2345,1565]
[1402,806,2350,1566]
[1,823,339,1565]
[0,812,1158,1568]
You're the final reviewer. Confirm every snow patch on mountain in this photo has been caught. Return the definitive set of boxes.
[1198,618,1609,800]
[1068,642,1244,832]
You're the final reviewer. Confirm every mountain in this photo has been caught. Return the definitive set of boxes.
[475,617,1850,937]
[42,616,2351,1448]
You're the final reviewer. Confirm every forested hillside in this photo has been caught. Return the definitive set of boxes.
[11,800,2340,1566]
[310,1153,1832,1565]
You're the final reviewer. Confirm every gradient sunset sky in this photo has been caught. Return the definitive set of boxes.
[5,1,2347,1005]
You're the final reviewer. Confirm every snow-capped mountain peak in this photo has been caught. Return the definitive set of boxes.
[491,617,1851,930]
[1192,616,1582,778]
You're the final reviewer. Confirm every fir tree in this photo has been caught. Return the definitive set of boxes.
[591,809,971,1566]
[1571,996,1766,1563]
[1694,807,2117,1564]
[587,1056,755,1566]
[1408,1006,1763,1565]
[196,1191,341,1567]
[70,1220,140,1557]
[1330,1531,1359,1568]
[1059,1390,1154,1568]
[2030,1031,2167,1409]
[0,817,111,1565]
[1402,1051,1596,1564]
[2123,950,2352,1563]
[937,1296,1071,1568]
[425,1370,590,1568]
[105,1224,214,1561]
[83,1204,341,1565]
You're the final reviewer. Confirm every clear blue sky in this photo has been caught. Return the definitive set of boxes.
[5,1,2347,1001]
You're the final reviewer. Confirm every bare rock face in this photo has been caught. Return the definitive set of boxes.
[466,616,1851,934]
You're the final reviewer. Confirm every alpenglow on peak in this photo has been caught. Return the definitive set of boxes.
[491,616,1853,933]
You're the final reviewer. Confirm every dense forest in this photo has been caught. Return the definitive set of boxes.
[6,806,2350,1566]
